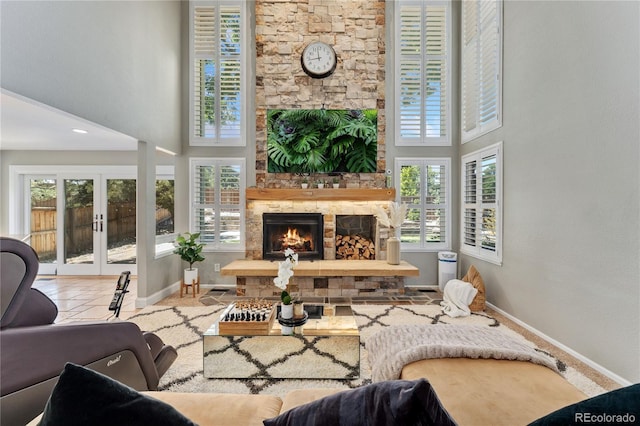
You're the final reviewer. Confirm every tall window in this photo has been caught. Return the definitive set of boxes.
[461,0,502,143]
[190,158,245,251]
[461,143,502,264]
[395,1,451,146]
[155,171,176,257]
[396,158,451,250]
[190,1,244,146]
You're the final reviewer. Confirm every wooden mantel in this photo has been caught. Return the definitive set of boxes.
[246,187,395,202]
[221,259,419,277]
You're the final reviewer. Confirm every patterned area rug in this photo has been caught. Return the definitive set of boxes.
[204,331,360,380]
[123,304,604,397]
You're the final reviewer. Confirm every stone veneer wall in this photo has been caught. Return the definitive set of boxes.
[237,275,405,299]
[246,199,392,260]
[255,0,386,189]
[248,0,394,277]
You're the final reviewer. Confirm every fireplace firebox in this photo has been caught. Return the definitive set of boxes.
[262,213,324,260]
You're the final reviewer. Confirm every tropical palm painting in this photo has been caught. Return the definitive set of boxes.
[267,109,378,173]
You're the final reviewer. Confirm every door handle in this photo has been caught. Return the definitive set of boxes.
[93,214,99,232]
[100,214,104,232]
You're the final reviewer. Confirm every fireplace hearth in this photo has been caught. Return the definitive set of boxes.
[262,213,324,260]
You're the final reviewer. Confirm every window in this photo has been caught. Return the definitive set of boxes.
[461,0,502,143]
[155,166,176,257]
[396,158,451,250]
[461,142,502,264]
[190,158,245,251]
[190,1,245,146]
[395,1,451,146]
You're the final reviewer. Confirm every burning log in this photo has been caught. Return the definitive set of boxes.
[274,227,313,252]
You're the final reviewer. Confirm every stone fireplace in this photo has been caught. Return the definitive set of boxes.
[222,188,419,298]
[262,213,323,260]
[245,188,395,261]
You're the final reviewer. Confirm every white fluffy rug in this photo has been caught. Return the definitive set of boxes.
[123,304,605,397]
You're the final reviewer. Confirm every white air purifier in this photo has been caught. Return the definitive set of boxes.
[438,251,457,291]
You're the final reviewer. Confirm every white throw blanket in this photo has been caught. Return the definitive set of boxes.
[440,279,478,318]
[366,324,559,382]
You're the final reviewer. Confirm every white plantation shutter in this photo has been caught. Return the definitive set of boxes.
[463,159,478,248]
[461,0,502,143]
[218,164,242,244]
[424,162,448,245]
[396,158,451,251]
[396,1,451,146]
[191,2,243,145]
[461,143,502,264]
[219,7,241,139]
[194,7,215,57]
[192,163,216,243]
[190,158,245,250]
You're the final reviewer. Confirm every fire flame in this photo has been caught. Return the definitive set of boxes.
[281,227,312,251]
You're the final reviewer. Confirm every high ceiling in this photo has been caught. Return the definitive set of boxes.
[0,89,137,151]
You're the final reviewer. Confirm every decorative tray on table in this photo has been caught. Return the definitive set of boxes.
[218,300,275,336]
[277,311,309,327]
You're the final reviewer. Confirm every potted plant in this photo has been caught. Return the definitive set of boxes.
[332,177,340,188]
[301,177,309,189]
[174,232,205,284]
[273,248,299,322]
[375,202,408,265]
[316,179,325,189]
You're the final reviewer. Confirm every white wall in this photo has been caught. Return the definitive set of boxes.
[0,1,182,154]
[459,0,640,383]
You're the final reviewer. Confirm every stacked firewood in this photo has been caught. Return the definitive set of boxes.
[335,234,375,260]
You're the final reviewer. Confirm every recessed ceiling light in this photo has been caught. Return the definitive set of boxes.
[72,128,88,134]
[156,146,177,156]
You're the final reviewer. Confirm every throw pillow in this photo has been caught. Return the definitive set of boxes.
[39,363,195,426]
[528,383,640,426]
[461,265,486,311]
[263,379,457,426]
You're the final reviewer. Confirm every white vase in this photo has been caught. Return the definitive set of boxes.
[387,237,400,265]
[184,268,198,284]
[317,184,324,189]
[332,183,340,188]
[281,303,293,319]
[301,183,308,188]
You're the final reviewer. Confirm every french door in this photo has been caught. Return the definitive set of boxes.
[25,168,137,275]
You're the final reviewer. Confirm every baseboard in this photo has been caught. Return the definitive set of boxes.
[487,302,632,387]
[135,281,180,308]
[135,281,220,308]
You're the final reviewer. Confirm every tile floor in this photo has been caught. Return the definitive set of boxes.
[33,275,140,323]
[33,275,440,323]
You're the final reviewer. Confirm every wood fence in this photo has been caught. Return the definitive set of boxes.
[30,201,138,258]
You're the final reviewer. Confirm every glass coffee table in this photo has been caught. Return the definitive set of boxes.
[203,304,360,379]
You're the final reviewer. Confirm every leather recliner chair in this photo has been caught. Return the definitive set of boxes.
[0,237,178,425]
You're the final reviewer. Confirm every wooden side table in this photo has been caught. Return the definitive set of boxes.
[180,276,200,297]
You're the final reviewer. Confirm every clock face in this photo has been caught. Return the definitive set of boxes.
[301,42,337,79]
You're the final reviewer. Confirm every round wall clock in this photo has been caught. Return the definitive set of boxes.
[301,41,337,79]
